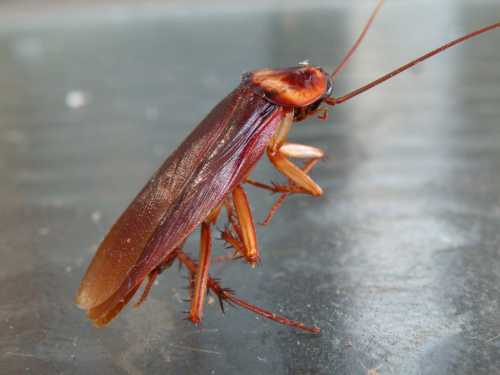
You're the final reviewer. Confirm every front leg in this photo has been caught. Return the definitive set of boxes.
[266,110,324,196]
[267,142,324,196]
[246,111,326,224]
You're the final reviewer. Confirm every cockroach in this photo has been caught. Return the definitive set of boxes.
[76,1,499,334]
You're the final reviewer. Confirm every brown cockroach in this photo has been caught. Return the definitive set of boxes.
[76,1,499,333]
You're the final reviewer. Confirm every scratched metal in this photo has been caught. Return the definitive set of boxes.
[1,1,500,374]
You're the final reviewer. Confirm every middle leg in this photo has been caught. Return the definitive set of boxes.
[267,142,324,196]
[220,185,260,267]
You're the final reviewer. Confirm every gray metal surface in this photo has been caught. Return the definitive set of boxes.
[1,1,500,374]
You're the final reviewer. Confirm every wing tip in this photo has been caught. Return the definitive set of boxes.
[74,281,97,310]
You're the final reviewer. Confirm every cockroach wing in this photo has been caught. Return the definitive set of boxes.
[76,85,285,324]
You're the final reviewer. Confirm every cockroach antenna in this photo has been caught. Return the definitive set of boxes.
[325,6,500,105]
[330,0,384,80]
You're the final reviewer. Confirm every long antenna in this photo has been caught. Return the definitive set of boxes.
[328,22,500,105]
[330,0,384,80]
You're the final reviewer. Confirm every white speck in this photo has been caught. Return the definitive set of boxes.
[257,355,267,362]
[298,59,310,66]
[91,210,101,223]
[145,106,159,121]
[65,90,88,109]
[9,325,14,329]
[207,296,215,305]
[65,266,72,273]
[37,227,49,236]
[154,280,159,286]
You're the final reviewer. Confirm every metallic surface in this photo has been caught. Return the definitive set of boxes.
[1,1,500,374]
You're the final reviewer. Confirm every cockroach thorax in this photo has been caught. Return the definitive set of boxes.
[242,66,333,108]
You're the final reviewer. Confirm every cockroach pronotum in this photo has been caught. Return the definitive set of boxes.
[76,1,499,333]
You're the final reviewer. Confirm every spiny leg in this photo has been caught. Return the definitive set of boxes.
[176,249,320,333]
[267,110,321,193]
[220,198,246,259]
[267,109,323,196]
[259,142,324,225]
[219,229,245,260]
[267,143,323,196]
[266,142,324,195]
[245,143,324,195]
[247,108,325,223]
[219,186,260,266]
[223,198,244,244]
[188,206,221,324]
[188,221,213,324]
[262,157,321,225]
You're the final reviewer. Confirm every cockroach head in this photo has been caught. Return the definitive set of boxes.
[243,66,333,108]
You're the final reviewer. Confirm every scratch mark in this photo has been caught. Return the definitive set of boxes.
[169,343,222,355]
[485,333,500,343]
[182,328,219,337]
[4,351,37,358]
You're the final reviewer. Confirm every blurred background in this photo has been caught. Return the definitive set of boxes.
[1,1,500,374]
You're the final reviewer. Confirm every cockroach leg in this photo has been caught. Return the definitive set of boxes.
[188,221,213,324]
[133,271,159,308]
[245,177,307,194]
[176,249,320,333]
[220,227,246,257]
[267,113,324,197]
[315,107,329,121]
[206,203,222,224]
[211,252,241,265]
[262,157,321,226]
[133,249,179,308]
[279,143,324,160]
[231,185,260,266]
[269,109,293,154]
[247,143,323,224]
[223,199,244,242]
[245,178,278,192]
[222,195,258,265]
[267,145,323,197]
